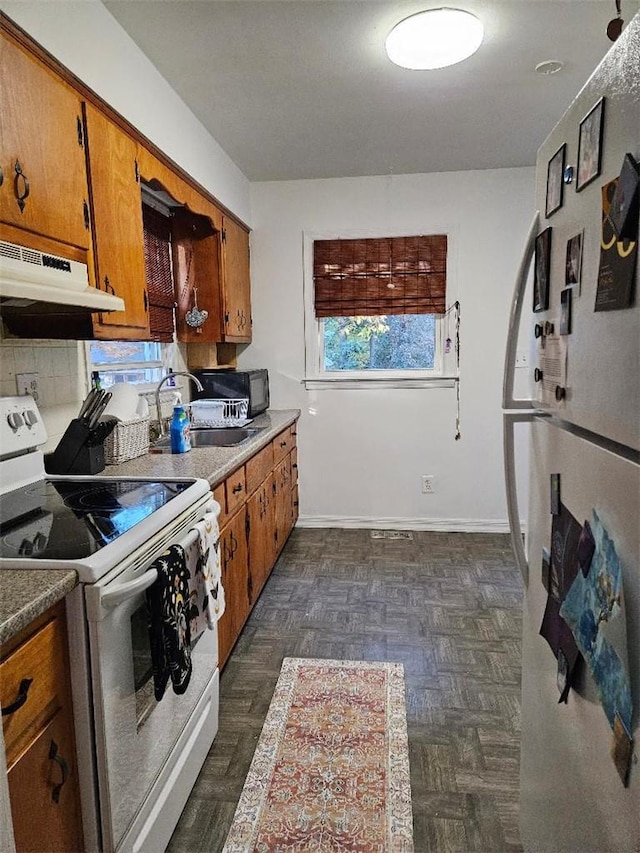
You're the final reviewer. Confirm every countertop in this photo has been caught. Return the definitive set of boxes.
[0,409,300,646]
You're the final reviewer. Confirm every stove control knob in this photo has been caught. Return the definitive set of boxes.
[7,412,24,431]
[23,409,38,426]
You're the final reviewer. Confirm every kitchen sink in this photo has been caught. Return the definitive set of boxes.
[150,427,263,452]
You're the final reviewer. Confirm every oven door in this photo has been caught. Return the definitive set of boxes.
[84,498,219,853]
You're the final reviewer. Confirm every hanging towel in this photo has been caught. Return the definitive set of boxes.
[146,544,192,701]
[185,512,224,636]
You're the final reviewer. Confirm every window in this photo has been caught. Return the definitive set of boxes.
[304,233,457,388]
[88,340,167,390]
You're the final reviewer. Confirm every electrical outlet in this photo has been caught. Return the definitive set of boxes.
[422,475,435,494]
[16,372,40,402]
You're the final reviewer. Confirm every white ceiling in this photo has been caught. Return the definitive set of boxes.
[105,0,638,182]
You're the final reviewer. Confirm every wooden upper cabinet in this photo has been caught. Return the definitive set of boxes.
[172,208,223,343]
[84,104,150,338]
[221,216,252,342]
[0,32,91,252]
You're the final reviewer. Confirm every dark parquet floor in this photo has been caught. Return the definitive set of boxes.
[167,528,524,853]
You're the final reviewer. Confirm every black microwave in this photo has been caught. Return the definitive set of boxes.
[190,369,270,417]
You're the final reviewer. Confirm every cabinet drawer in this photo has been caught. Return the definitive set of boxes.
[245,442,274,496]
[272,428,293,466]
[1,615,68,767]
[225,468,247,516]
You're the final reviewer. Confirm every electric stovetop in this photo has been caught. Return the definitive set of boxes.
[0,478,196,561]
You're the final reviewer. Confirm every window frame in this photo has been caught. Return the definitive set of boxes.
[302,229,458,390]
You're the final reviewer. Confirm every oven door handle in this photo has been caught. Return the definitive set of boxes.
[100,569,158,609]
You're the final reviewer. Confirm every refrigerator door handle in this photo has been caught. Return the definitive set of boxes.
[502,211,539,410]
[503,411,537,584]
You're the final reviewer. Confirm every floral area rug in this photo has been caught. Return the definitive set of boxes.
[222,657,414,852]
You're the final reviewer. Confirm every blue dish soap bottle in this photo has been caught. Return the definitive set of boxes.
[170,405,191,453]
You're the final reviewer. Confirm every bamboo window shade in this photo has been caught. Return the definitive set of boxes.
[313,235,447,318]
[143,205,175,342]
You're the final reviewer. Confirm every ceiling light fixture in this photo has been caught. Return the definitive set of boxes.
[535,60,564,76]
[385,7,484,70]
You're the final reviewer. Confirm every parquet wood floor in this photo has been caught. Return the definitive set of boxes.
[168,529,524,853]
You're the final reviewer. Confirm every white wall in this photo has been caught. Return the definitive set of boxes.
[245,167,535,529]
[0,0,251,224]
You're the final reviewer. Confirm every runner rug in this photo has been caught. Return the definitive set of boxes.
[222,657,414,852]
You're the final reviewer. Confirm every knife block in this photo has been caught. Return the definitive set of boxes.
[44,418,115,475]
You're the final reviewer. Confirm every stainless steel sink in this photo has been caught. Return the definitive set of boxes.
[150,427,263,452]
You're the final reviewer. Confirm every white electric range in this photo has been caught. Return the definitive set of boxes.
[0,395,220,853]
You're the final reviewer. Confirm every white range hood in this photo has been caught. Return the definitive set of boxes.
[0,240,124,313]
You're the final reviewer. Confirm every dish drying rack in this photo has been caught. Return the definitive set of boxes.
[188,398,252,428]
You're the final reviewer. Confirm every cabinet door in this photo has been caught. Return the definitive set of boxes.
[217,506,249,669]
[221,216,251,342]
[247,476,275,602]
[84,104,150,336]
[274,456,292,555]
[0,33,91,251]
[8,707,83,853]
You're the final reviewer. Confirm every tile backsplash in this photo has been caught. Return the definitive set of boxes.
[0,338,194,453]
[1,338,90,452]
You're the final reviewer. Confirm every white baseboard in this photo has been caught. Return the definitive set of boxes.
[296,516,526,534]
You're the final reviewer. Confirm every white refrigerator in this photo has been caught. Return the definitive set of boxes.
[503,15,639,852]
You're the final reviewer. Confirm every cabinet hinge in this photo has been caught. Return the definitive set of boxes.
[245,512,250,539]
[77,116,84,148]
[143,289,148,312]
[221,228,226,243]
[134,159,140,183]
[83,200,90,231]
[224,312,230,325]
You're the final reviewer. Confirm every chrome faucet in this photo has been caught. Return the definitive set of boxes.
[154,372,204,438]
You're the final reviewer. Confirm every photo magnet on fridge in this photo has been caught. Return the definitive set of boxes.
[565,232,583,292]
[541,547,551,593]
[608,153,640,239]
[595,178,638,311]
[611,713,633,787]
[559,288,572,335]
[550,473,561,515]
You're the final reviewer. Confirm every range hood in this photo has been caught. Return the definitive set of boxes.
[0,240,125,315]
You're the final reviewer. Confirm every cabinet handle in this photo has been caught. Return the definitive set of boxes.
[232,483,243,494]
[48,740,69,804]
[292,463,298,470]
[1,677,33,716]
[0,165,4,187]
[280,441,287,448]
[13,160,30,212]
[143,289,148,312]
[104,276,115,295]
[77,116,84,148]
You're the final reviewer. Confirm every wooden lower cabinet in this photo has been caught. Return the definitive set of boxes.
[8,707,83,853]
[273,456,292,555]
[215,423,299,667]
[1,602,83,853]
[246,475,276,603]
[217,505,250,669]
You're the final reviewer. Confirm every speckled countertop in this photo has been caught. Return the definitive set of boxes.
[0,570,77,646]
[0,409,300,646]
[111,409,299,485]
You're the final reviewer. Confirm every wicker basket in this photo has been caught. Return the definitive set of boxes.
[104,416,150,465]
